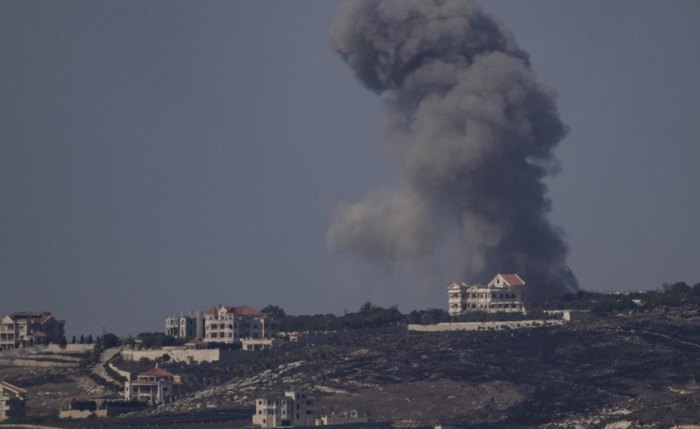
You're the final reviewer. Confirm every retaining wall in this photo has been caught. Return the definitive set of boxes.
[108,362,131,380]
[407,319,565,332]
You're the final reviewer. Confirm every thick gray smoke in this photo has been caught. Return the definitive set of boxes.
[326,0,578,299]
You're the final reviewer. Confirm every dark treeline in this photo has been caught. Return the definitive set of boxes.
[262,302,405,332]
[264,304,560,333]
[533,281,700,316]
[264,281,700,331]
[113,282,700,344]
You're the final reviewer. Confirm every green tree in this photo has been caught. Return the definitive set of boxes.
[261,305,286,319]
[136,332,176,348]
[101,333,120,348]
[360,301,373,313]
[692,283,700,296]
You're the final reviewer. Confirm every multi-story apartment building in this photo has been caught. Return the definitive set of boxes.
[204,305,277,345]
[124,366,182,405]
[165,311,204,340]
[0,312,65,349]
[448,273,526,316]
[0,381,26,421]
[252,391,315,428]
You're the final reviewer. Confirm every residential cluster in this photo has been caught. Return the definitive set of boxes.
[252,390,368,428]
[1,273,538,426]
[448,273,526,316]
[253,391,315,428]
[165,304,278,344]
[0,312,65,350]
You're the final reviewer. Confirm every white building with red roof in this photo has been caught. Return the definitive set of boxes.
[0,311,65,349]
[448,274,526,316]
[204,305,278,345]
[124,366,182,405]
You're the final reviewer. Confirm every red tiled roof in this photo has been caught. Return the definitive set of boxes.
[216,305,262,316]
[32,331,48,338]
[500,274,525,286]
[139,367,174,378]
[205,307,218,316]
[131,379,183,385]
[230,305,261,316]
[186,338,204,344]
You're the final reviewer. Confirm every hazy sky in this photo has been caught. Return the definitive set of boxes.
[1,1,699,337]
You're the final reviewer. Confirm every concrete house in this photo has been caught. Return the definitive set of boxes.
[204,305,278,345]
[253,391,315,428]
[165,311,204,340]
[0,381,26,422]
[448,274,526,316]
[124,366,182,405]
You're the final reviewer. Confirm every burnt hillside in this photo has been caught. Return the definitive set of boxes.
[134,306,700,428]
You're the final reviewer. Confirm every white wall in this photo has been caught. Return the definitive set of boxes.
[408,320,565,332]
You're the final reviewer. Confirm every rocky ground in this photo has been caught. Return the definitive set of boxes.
[117,305,700,428]
[0,366,118,419]
[1,305,699,428]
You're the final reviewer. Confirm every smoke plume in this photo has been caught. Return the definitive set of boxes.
[327,0,578,299]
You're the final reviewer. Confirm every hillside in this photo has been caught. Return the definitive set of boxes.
[129,305,699,428]
[2,305,699,428]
